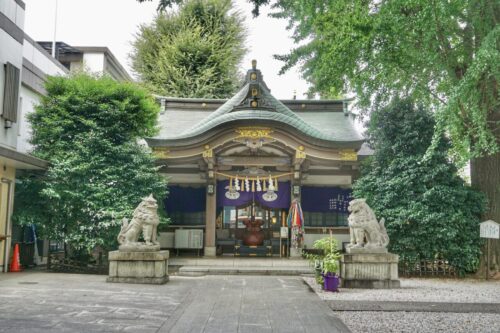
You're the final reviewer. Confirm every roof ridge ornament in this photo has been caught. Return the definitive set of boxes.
[232,60,274,111]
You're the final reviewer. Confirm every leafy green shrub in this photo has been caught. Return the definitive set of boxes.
[354,98,485,275]
[13,74,168,252]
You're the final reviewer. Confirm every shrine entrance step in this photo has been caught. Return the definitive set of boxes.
[170,257,312,276]
[235,245,272,257]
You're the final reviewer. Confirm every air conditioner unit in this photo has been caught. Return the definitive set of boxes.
[174,229,203,249]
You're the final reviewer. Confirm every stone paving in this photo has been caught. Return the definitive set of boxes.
[0,272,350,333]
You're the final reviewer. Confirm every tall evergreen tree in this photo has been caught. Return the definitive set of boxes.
[354,99,485,275]
[131,0,247,98]
[13,74,168,252]
[238,0,499,272]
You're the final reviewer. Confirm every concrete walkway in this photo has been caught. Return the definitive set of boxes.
[0,272,350,333]
[170,257,312,276]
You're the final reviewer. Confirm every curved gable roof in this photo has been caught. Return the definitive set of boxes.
[148,61,364,146]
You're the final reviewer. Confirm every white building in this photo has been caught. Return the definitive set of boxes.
[0,0,50,272]
[1,0,131,270]
[37,42,132,82]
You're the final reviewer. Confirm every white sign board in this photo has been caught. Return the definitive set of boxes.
[480,220,499,239]
[280,227,289,238]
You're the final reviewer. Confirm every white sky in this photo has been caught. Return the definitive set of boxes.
[23,0,310,99]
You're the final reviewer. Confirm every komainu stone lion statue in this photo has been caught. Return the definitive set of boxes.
[117,194,160,251]
[347,198,389,251]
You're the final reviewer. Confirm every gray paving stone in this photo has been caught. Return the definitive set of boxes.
[0,272,349,333]
[327,300,500,313]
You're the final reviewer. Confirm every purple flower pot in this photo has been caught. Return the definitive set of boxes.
[322,272,340,292]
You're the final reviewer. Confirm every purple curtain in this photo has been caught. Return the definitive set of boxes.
[217,180,291,209]
[301,187,353,213]
[164,185,206,213]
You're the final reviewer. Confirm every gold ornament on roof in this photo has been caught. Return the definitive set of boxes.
[340,149,357,161]
[296,149,306,159]
[236,127,273,139]
[152,147,169,158]
[203,148,213,158]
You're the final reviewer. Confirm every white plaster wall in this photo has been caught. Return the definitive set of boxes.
[17,86,38,153]
[70,61,83,72]
[17,38,67,153]
[82,53,105,73]
[0,29,23,149]
[0,0,24,29]
[23,38,66,77]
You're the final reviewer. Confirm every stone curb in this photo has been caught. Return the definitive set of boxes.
[327,300,500,314]
[178,266,313,276]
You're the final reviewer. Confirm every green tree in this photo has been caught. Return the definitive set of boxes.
[136,0,182,12]
[243,0,499,274]
[131,0,247,98]
[353,98,485,275]
[13,74,168,252]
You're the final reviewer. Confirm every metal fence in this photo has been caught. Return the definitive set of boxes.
[399,258,456,277]
[47,251,108,275]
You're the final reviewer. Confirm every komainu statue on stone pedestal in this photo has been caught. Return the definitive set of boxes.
[117,194,160,252]
[347,198,389,252]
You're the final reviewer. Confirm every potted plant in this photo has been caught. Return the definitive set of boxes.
[304,233,341,291]
[322,252,340,292]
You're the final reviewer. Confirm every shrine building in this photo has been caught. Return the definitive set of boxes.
[146,61,369,257]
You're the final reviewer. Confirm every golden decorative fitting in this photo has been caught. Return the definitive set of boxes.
[340,149,357,161]
[201,103,207,107]
[251,88,258,96]
[204,144,210,150]
[295,149,306,159]
[298,145,305,151]
[203,149,213,158]
[251,100,258,107]
[152,147,169,158]
[250,73,257,80]
[236,127,273,139]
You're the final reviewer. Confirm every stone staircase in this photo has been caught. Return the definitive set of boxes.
[169,257,313,276]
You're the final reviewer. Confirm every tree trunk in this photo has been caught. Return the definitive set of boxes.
[471,151,500,277]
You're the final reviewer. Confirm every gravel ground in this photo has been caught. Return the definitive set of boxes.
[304,277,500,333]
[333,311,500,333]
[304,277,500,303]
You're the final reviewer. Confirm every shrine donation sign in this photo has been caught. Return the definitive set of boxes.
[480,220,499,239]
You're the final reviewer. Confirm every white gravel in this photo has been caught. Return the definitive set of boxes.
[333,311,500,333]
[304,277,500,333]
[304,277,500,303]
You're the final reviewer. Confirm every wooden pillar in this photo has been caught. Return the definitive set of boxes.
[204,182,216,257]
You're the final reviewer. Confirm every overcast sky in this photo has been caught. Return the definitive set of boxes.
[23,0,310,99]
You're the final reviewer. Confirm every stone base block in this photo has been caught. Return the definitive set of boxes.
[346,247,388,254]
[340,252,400,289]
[107,250,169,285]
[342,279,400,289]
[290,248,302,257]
[106,276,169,284]
[204,246,216,257]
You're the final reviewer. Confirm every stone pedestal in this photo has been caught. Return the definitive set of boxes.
[290,247,302,257]
[107,250,169,284]
[340,253,400,289]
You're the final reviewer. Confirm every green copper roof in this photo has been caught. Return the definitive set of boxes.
[149,62,364,145]
[178,82,336,140]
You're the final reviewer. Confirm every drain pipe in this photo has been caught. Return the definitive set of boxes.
[1,178,13,273]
